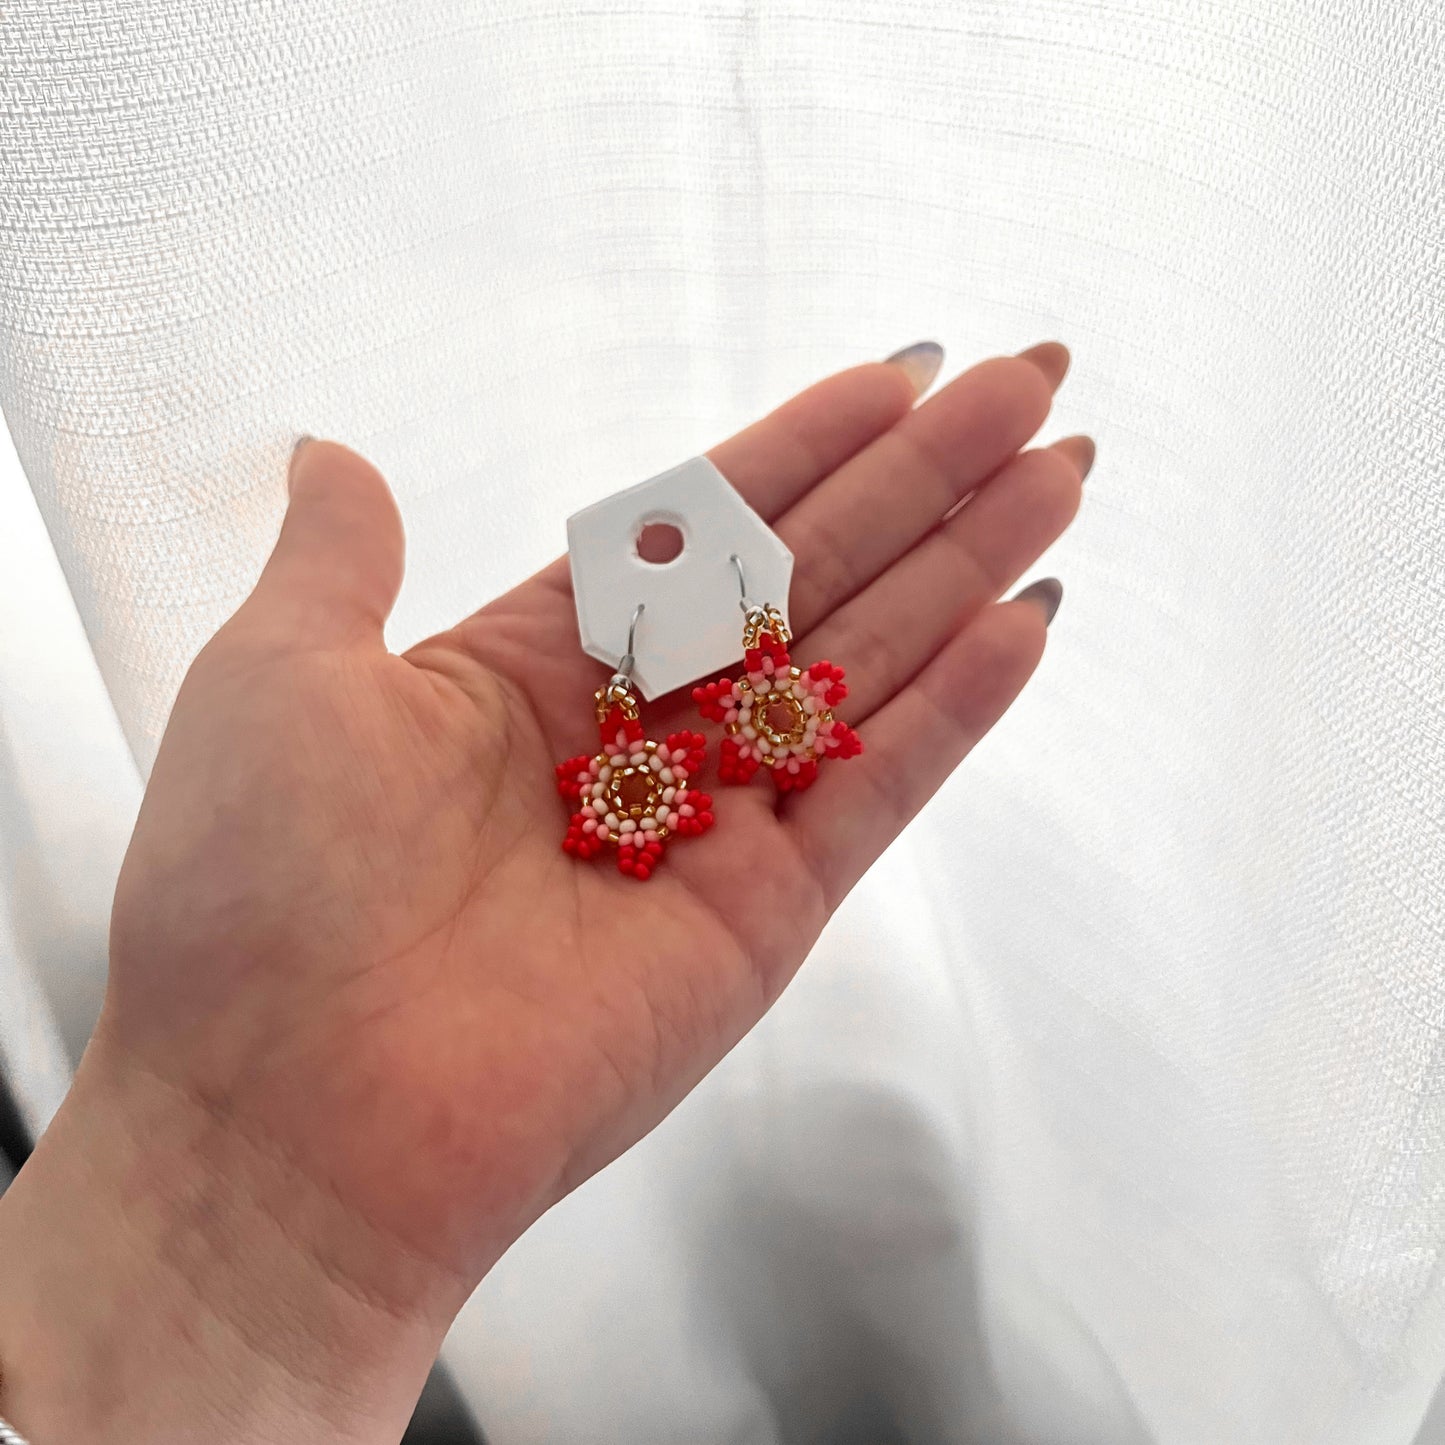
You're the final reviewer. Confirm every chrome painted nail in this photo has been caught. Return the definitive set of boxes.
[1055,433,1096,480]
[1011,576,1063,627]
[288,434,315,495]
[884,340,945,398]
[1015,341,1071,390]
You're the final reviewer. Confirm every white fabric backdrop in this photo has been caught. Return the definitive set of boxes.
[2,2,1443,1442]
[0,420,131,1113]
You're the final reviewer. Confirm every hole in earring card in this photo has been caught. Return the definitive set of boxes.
[636,521,685,565]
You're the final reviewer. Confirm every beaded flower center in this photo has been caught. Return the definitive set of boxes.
[606,753,663,823]
[753,678,807,747]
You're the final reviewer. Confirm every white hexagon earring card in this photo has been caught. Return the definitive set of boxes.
[566,456,794,700]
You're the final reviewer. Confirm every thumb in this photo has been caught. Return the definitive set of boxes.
[240,438,405,647]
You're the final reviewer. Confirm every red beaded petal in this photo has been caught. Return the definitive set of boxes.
[555,753,593,801]
[692,678,734,723]
[772,758,819,794]
[718,736,760,785]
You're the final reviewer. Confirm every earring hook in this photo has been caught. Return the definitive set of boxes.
[730,552,791,647]
[613,601,645,685]
[597,602,646,721]
[730,553,749,614]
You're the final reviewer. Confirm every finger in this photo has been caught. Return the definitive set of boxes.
[796,438,1087,722]
[708,342,944,519]
[530,344,940,596]
[788,596,1053,909]
[777,347,1067,635]
[1015,340,1071,391]
[238,438,405,646]
[1049,432,1095,482]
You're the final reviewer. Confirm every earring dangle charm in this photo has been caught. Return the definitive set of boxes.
[693,557,862,794]
[555,605,715,881]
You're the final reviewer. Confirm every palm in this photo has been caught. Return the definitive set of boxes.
[444,558,828,961]
[105,344,1086,1291]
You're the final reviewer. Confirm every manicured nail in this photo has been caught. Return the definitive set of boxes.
[288,435,315,496]
[1055,433,1096,480]
[884,340,945,398]
[1015,340,1070,391]
[1012,576,1063,627]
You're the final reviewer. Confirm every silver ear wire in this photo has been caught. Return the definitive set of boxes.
[609,601,645,691]
[730,552,792,648]
[596,601,646,721]
[730,553,769,628]
[730,553,749,613]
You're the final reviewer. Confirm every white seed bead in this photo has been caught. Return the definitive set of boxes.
[662,786,677,803]
[620,818,637,832]
[605,812,620,829]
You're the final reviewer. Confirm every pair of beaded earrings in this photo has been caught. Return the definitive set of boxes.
[555,557,862,880]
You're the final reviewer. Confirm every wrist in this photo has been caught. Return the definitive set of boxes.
[0,1030,455,1445]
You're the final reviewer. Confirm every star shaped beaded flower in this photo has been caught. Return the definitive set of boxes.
[555,688,715,881]
[693,605,862,794]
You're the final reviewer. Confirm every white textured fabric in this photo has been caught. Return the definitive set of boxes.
[0,423,128,1128]
[2,3,1443,1442]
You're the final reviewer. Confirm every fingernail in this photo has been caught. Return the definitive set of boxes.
[1011,576,1063,627]
[884,340,945,398]
[1056,433,1096,480]
[1015,340,1070,391]
[288,435,315,496]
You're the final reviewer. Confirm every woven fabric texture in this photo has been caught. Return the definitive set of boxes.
[2,3,1443,1442]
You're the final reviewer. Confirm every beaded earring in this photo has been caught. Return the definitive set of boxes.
[555,604,715,881]
[692,557,862,794]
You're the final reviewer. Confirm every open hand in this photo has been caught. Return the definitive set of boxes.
[0,342,1088,1443]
